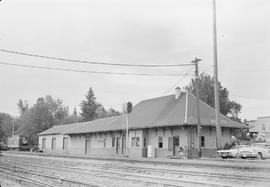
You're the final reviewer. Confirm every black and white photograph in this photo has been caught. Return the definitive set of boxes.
[0,0,270,186]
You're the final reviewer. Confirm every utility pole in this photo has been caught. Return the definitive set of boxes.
[12,120,15,137]
[213,0,222,149]
[191,57,202,158]
[125,111,129,157]
[122,103,129,157]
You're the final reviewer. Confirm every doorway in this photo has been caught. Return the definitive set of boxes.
[85,137,91,154]
[116,137,121,154]
[173,136,179,155]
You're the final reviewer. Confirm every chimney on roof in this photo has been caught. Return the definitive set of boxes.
[175,87,182,100]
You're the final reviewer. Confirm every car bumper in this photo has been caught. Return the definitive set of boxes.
[239,153,257,158]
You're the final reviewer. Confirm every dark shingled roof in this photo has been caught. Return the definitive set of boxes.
[39,92,246,136]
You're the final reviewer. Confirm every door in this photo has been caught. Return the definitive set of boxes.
[85,138,91,154]
[116,137,121,154]
[42,138,46,149]
[173,136,179,155]
[63,137,68,150]
[122,136,126,155]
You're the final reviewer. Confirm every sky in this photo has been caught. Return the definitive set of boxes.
[0,0,269,120]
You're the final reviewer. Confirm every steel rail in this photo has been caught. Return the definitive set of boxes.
[0,162,99,187]
[2,159,229,187]
[5,155,270,183]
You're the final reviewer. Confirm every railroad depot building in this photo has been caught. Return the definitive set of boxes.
[38,89,246,158]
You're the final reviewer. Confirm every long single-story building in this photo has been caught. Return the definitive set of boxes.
[38,88,246,158]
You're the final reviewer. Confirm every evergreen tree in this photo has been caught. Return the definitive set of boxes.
[80,87,101,121]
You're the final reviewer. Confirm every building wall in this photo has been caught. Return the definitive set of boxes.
[249,117,270,141]
[38,134,70,153]
[39,126,233,158]
[69,131,127,156]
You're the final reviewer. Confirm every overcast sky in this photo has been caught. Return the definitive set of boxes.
[0,0,269,120]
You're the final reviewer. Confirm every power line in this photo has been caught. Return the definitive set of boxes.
[230,94,270,101]
[162,67,193,95]
[0,49,193,68]
[0,61,193,77]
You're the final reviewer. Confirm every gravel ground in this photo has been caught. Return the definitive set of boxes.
[0,178,22,187]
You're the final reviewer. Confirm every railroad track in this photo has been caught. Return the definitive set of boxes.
[4,155,270,184]
[0,162,99,187]
[2,155,270,187]
[1,158,230,187]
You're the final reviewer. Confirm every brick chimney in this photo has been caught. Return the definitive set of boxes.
[175,87,182,100]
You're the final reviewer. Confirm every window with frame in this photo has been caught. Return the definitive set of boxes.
[42,138,46,149]
[158,137,163,148]
[131,137,140,147]
[262,124,266,131]
[201,136,205,147]
[135,137,140,147]
[51,138,56,150]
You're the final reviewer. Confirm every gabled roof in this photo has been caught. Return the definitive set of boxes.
[39,92,246,136]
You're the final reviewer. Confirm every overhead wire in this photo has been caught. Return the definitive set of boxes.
[0,61,193,77]
[162,67,194,95]
[0,49,193,68]
[230,94,270,101]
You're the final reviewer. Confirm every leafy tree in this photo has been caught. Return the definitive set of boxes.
[0,113,16,143]
[17,99,28,114]
[107,107,121,117]
[80,87,102,121]
[186,73,242,121]
[17,95,69,145]
[62,107,82,124]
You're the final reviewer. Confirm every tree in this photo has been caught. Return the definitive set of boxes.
[80,87,102,121]
[107,107,121,117]
[0,113,16,143]
[186,73,242,121]
[17,95,69,145]
[17,99,28,114]
[62,107,82,124]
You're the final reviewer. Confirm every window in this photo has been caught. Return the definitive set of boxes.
[63,137,68,150]
[112,137,115,147]
[262,124,266,131]
[136,137,140,147]
[51,138,56,150]
[158,137,163,148]
[42,138,46,149]
[131,137,140,147]
[201,136,205,147]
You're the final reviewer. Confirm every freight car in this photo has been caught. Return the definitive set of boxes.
[7,135,30,151]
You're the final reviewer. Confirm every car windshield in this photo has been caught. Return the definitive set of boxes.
[231,145,249,149]
[252,143,266,148]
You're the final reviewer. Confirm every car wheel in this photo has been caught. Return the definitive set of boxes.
[257,153,263,160]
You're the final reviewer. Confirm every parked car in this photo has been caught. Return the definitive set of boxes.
[217,145,250,158]
[238,143,270,159]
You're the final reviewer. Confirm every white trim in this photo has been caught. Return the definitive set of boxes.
[184,92,189,124]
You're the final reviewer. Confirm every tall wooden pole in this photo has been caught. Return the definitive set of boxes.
[213,0,222,149]
[191,58,202,158]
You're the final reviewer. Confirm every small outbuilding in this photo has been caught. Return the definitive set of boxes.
[39,89,246,158]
